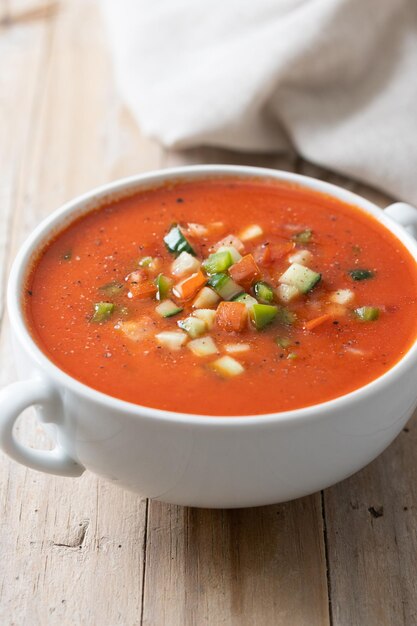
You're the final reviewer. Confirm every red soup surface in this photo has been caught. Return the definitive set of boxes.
[24,177,417,416]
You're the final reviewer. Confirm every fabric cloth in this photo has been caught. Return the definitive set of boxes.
[102,0,417,203]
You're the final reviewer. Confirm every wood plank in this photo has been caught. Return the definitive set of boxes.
[0,1,161,624]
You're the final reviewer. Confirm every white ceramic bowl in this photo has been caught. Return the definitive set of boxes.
[1,165,417,509]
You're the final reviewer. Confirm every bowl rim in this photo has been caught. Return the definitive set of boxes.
[8,163,417,427]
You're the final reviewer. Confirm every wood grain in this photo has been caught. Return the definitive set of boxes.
[1,0,417,625]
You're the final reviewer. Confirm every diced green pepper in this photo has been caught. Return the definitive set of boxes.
[349,269,374,281]
[275,337,291,348]
[155,273,173,301]
[354,306,380,321]
[99,281,124,297]
[251,304,278,330]
[202,250,233,274]
[164,224,195,256]
[138,256,154,268]
[276,306,296,325]
[91,302,115,323]
[292,229,312,244]
[253,281,274,304]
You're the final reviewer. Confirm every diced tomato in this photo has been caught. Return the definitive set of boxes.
[254,240,294,267]
[129,280,157,299]
[214,234,245,253]
[173,271,207,301]
[216,301,248,333]
[228,254,260,287]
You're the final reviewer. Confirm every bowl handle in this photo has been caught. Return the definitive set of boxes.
[385,202,417,238]
[0,378,85,477]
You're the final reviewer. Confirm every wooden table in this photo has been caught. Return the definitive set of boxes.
[1,1,416,624]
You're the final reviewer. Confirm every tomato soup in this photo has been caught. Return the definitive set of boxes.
[24,177,417,416]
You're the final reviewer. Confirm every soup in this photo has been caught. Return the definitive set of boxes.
[24,177,417,416]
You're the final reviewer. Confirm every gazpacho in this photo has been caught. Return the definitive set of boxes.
[24,177,417,415]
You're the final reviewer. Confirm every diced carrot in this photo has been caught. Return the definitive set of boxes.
[129,280,157,299]
[304,314,332,331]
[228,254,261,287]
[216,301,248,333]
[173,270,207,301]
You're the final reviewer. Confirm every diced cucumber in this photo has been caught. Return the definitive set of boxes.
[330,289,354,305]
[178,316,207,338]
[354,306,380,321]
[202,250,233,275]
[276,284,300,304]
[209,356,244,377]
[288,249,312,266]
[155,331,188,350]
[187,336,218,357]
[155,299,183,318]
[224,343,250,354]
[292,229,312,244]
[253,281,274,304]
[216,245,242,263]
[239,224,263,241]
[99,281,124,297]
[349,269,374,281]
[279,263,321,293]
[208,273,243,300]
[192,286,220,309]
[91,302,115,323]
[155,274,173,301]
[164,224,196,256]
[233,293,258,310]
[171,251,201,277]
[250,304,278,330]
[193,308,216,329]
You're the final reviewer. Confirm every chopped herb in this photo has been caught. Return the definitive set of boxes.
[349,269,374,281]
[292,229,312,244]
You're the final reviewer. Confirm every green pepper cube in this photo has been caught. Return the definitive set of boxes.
[253,281,274,303]
[202,250,233,275]
[91,302,115,323]
[354,306,380,321]
[251,304,278,330]
[156,273,173,301]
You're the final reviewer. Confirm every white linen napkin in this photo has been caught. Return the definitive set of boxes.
[102,0,417,203]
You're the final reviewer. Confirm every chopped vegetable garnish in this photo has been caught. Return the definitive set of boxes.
[288,249,312,266]
[279,263,321,294]
[304,314,332,331]
[171,251,201,277]
[202,250,233,275]
[91,302,115,323]
[216,301,248,333]
[186,223,208,237]
[192,286,220,309]
[208,273,243,300]
[354,306,380,321]
[117,317,155,341]
[155,331,187,350]
[239,224,263,241]
[99,281,124,296]
[173,271,207,300]
[164,224,196,257]
[138,256,153,268]
[287,352,298,360]
[228,254,260,287]
[233,292,258,310]
[349,269,374,281]
[276,306,296,326]
[216,245,242,263]
[209,356,244,377]
[276,284,300,304]
[155,299,183,318]
[275,337,291,348]
[155,274,173,301]
[178,316,207,338]
[215,234,245,253]
[187,336,218,357]
[292,229,312,244]
[330,289,354,305]
[129,280,157,300]
[253,281,274,304]
[224,343,250,354]
[193,308,216,329]
[251,304,278,330]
